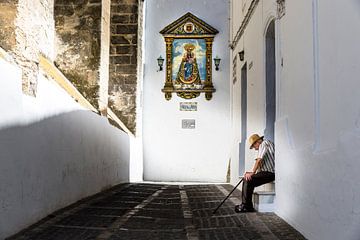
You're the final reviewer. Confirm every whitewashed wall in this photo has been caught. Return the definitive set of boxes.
[229,1,277,185]
[276,1,360,239]
[0,56,130,239]
[230,0,360,239]
[143,0,231,182]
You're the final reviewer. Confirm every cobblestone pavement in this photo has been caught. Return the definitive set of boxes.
[9,183,307,240]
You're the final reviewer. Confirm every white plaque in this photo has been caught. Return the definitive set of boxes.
[180,102,197,111]
[182,119,195,129]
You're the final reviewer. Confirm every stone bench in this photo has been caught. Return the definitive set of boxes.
[253,182,275,212]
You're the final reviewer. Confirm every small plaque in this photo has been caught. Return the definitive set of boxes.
[180,102,198,111]
[182,119,195,129]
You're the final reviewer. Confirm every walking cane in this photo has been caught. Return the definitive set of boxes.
[213,178,243,214]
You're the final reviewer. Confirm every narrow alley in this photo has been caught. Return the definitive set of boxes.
[9,184,306,240]
[2,0,360,238]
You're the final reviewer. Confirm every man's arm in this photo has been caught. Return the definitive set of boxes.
[244,158,262,181]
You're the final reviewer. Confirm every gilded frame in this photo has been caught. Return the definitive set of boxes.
[160,13,218,100]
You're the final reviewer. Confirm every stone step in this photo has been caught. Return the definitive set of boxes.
[261,181,275,191]
[253,191,275,212]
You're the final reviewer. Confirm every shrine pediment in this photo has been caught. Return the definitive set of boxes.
[159,12,219,101]
[160,12,219,36]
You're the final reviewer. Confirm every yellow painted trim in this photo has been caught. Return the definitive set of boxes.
[0,47,13,62]
[107,108,135,137]
[1,48,133,136]
[39,55,98,113]
[39,54,134,136]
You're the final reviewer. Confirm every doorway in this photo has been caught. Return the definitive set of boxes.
[264,20,276,142]
[239,63,247,175]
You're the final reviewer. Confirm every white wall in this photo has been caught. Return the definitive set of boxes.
[143,0,231,182]
[229,0,278,185]
[230,0,360,239]
[0,57,130,239]
[276,1,360,239]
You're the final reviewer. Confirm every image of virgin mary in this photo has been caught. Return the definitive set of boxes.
[175,43,201,85]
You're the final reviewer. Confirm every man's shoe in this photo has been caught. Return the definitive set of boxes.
[234,204,255,213]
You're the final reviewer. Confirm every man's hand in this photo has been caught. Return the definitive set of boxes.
[244,172,254,181]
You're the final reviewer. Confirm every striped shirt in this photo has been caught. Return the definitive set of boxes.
[256,139,275,173]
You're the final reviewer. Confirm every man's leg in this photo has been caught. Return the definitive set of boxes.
[238,171,275,211]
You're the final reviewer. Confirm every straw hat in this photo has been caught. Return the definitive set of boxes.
[248,134,264,149]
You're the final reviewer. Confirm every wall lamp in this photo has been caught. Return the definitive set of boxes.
[213,56,221,71]
[157,56,164,71]
[238,50,244,61]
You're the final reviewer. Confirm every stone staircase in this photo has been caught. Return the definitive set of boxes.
[253,182,275,212]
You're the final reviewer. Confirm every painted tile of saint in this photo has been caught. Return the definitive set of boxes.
[175,43,201,85]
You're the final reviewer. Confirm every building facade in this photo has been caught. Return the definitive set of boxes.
[229,1,360,239]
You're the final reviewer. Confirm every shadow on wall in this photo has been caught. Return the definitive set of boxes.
[0,110,130,239]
